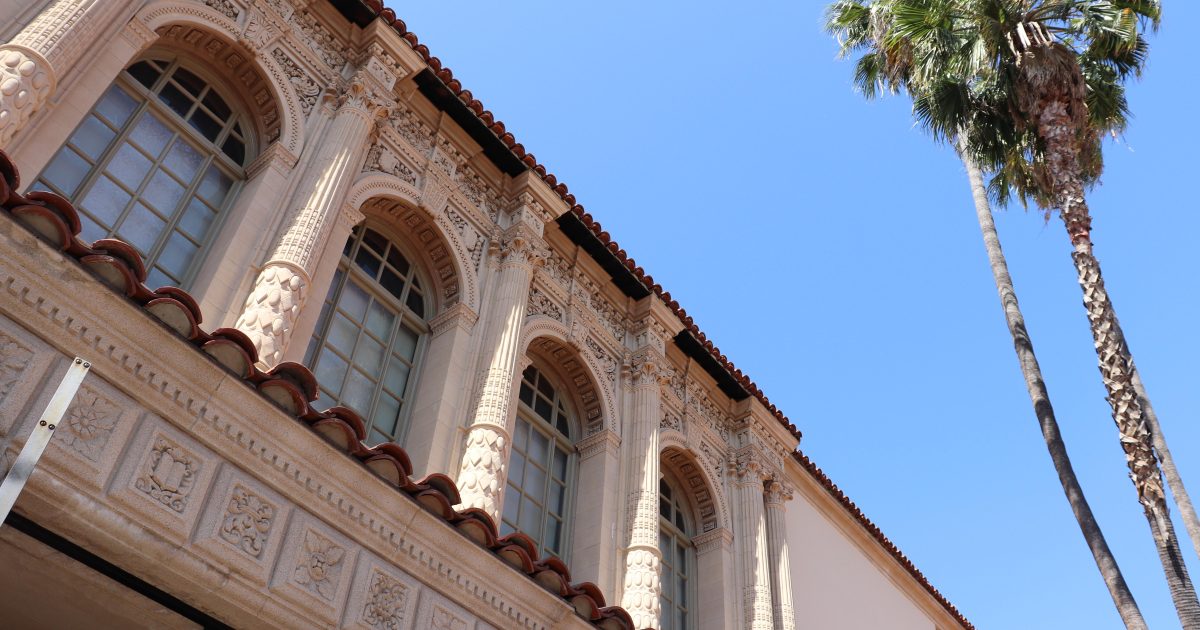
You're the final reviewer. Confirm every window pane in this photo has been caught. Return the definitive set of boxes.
[392,324,418,360]
[171,67,207,97]
[519,496,540,537]
[363,228,388,255]
[386,247,410,275]
[341,369,373,414]
[197,165,231,203]
[519,383,534,407]
[526,462,547,500]
[179,198,216,238]
[145,266,172,290]
[130,113,173,157]
[314,350,348,392]
[80,175,131,226]
[379,267,405,301]
[107,142,152,189]
[536,375,555,399]
[127,61,160,89]
[502,483,521,527]
[372,394,401,440]
[338,281,369,321]
[157,82,192,118]
[117,203,166,254]
[365,300,395,339]
[405,289,424,316]
[529,429,549,466]
[513,419,529,451]
[189,109,222,142]
[354,247,381,279]
[221,136,244,164]
[551,481,566,514]
[77,213,105,244]
[164,138,204,180]
[552,449,567,481]
[157,231,197,277]
[71,115,116,160]
[354,335,385,374]
[534,397,553,422]
[142,169,185,213]
[383,358,409,396]
[326,313,358,356]
[41,149,90,197]
[201,90,232,120]
[509,449,527,488]
[96,87,137,127]
[544,518,561,554]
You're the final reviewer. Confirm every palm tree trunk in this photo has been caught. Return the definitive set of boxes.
[960,149,1147,629]
[1119,330,1200,565]
[1037,100,1200,627]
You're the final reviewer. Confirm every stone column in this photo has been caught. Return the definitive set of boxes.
[732,457,773,630]
[234,77,388,367]
[619,347,671,628]
[456,210,545,517]
[764,479,796,630]
[0,0,126,146]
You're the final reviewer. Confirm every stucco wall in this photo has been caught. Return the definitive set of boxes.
[787,491,937,630]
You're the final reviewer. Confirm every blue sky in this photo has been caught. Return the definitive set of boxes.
[391,3,1200,628]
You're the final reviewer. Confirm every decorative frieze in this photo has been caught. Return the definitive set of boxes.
[363,143,417,185]
[293,528,347,601]
[135,436,200,513]
[203,0,239,19]
[526,287,564,322]
[220,484,277,558]
[296,10,347,71]
[60,385,120,462]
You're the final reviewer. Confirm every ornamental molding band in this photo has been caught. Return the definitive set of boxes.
[663,447,722,533]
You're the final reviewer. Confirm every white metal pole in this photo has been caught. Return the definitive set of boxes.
[0,357,91,525]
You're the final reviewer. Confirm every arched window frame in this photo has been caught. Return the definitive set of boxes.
[501,363,579,561]
[30,51,254,289]
[305,223,431,445]
[659,470,697,630]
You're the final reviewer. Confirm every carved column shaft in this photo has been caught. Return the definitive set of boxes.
[620,361,664,628]
[234,92,377,367]
[456,240,539,517]
[765,482,796,630]
[733,465,773,630]
[1,0,126,145]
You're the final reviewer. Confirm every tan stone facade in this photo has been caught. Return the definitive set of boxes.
[0,1,970,628]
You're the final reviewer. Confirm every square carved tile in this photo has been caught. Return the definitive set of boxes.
[193,465,291,583]
[270,512,359,623]
[341,557,421,630]
[0,319,57,438]
[413,589,475,630]
[43,377,143,490]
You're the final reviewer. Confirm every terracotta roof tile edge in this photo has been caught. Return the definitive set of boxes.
[793,450,974,629]
[0,150,636,630]
[355,0,800,443]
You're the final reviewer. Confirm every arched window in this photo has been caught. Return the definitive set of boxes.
[305,225,428,445]
[501,365,576,559]
[31,55,251,289]
[660,473,695,630]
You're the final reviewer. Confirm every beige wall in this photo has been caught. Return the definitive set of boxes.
[786,489,939,630]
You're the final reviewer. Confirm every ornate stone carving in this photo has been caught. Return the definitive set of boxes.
[362,198,465,306]
[296,10,347,71]
[363,144,416,185]
[0,331,33,406]
[242,9,281,50]
[660,410,681,432]
[362,569,409,629]
[431,606,467,630]
[391,105,433,153]
[456,425,507,518]
[664,449,720,533]
[526,287,563,322]
[445,206,485,271]
[219,484,276,558]
[584,336,618,387]
[621,546,661,629]
[293,529,345,600]
[203,0,239,19]
[0,47,53,146]
[233,262,307,368]
[271,47,319,115]
[135,437,199,513]
[60,386,119,462]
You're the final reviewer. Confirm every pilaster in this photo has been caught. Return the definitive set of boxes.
[764,478,796,630]
[234,66,392,367]
[731,452,773,630]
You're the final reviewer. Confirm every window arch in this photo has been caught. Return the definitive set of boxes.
[501,364,577,560]
[32,54,252,289]
[305,225,429,445]
[660,472,696,630]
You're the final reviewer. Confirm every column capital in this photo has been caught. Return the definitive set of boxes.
[336,202,365,232]
[764,478,795,507]
[730,450,770,485]
[492,223,548,270]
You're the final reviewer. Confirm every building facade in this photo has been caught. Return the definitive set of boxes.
[0,1,970,628]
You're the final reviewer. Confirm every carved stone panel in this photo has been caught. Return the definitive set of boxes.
[109,421,216,542]
[342,558,421,630]
[194,465,290,581]
[46,377,142,490]
[271,513,358,622]
[0,319,55,436]
[413,591,474,630]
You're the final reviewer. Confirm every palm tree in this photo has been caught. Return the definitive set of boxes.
[825,2,1146,626]
[882,0,1200,624]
